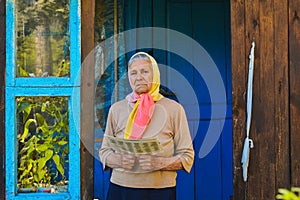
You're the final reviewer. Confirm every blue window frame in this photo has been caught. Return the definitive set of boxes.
[5,0,81,199]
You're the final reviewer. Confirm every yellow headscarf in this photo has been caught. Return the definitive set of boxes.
[124,52,163,139]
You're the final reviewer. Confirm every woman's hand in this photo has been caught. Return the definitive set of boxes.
[138,155,164,171]
[106,152,136,170]
[120,153,136,170]
[138,154,183,171]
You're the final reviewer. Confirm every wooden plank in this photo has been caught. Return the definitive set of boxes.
[274,0,290,190]
[0,0,5,198]
[243,0,259,199]
[225,0,232,105]
[176,121,195,200]
[81,0,95,199]
[230,0,246,199]
[192,2,227,105]
[123,0,137,58]
[289,0,300,187]
[153,0,168,86]
[252,1,276,199]
[166,3,196,200]
[194,121,222,200]
[136,0,153,50]
[221,119,233,199]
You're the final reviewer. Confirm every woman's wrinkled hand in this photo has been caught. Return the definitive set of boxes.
[138,155,165,171]
[119,153,136,170]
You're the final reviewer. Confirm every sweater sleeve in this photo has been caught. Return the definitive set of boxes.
[173,105,195,173]
[99,107,115,170]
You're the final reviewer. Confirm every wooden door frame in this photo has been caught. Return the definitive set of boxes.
[80,0,95,199]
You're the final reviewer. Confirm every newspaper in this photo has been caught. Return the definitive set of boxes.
[104,135,162,155]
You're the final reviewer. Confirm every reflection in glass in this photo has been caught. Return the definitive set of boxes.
[16,96,69,193]
[94,0,127,134]
[16,1,70,77]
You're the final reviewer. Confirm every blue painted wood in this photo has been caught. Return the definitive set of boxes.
[5,87,81,199]
[176,121,196,200]
[5,0,81,199]
[10,193,72,200]
[192,2,228,105]
[6,0,81,87]
[185,105,232,121]
[5,87,17,199]
[123,0,137,59]
[224,1,232,105]
[5,87,78,96]
[94,140,105,199]
[221,120,233,199]
[94,154,103,198]
[68,87,81,199]
[153,1,167,78]
[6,0,15,87]
[166,1,232,200]
[136,0,152,50]
[94,156,111,200]
[69,0,81,87]
[15,77,75,87]
[194,120,222,200]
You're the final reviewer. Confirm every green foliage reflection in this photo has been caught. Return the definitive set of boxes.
[17,96,69,191]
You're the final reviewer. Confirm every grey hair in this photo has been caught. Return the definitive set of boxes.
[128,53,151,68]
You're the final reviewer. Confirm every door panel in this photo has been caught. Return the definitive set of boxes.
[165,1,232,200]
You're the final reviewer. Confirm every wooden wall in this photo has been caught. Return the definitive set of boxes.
[231,0,300,199]
[289,0,300,188]
[80,0,95,199]
[0,0,6,199]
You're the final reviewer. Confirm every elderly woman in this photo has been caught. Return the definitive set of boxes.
[99,52,194,200]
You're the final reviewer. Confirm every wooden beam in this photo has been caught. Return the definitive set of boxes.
[289,0,300,187]
[241,0,278,199]
[230,0,247,199]
[0,0,5,198]
[274,0,290,191]
[243,0,259,198]
[81,0,95,199]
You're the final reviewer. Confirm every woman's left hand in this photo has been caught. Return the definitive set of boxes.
[138,154,183,171]
[138,155,165,171]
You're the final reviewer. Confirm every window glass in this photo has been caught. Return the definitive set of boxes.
[16,96,69,193]
[16,0,70,77]
[94,0,127,132]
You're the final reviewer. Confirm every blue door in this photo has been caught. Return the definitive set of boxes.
[94,1,232,199]
[165,1,232,200]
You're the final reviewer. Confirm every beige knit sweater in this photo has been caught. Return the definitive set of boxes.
[99,97,194,188]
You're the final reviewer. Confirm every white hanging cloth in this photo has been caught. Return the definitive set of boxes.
[241,41,255,182]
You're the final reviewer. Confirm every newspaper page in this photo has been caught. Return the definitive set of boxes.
[104,135,162,155]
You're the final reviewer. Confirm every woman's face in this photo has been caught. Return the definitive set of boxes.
[128,59,153,95]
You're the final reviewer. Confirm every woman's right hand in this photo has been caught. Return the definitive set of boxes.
[119,153,136,170]
[106,152,136,170]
